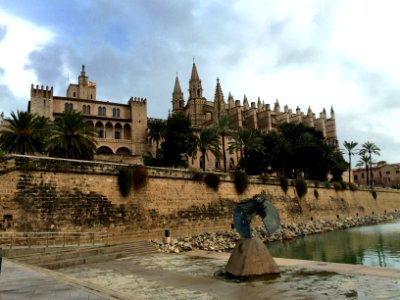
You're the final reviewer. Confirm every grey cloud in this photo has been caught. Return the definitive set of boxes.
[340,58,400,109]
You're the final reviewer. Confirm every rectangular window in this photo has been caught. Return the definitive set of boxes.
[386,171,391,175]
[98,130,104,138]
[115,131,121,139]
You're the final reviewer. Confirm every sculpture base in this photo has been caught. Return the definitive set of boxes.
[225,238,280,277]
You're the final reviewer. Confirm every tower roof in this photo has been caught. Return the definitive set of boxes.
[173,75,183,94]
[190,62,200,82]
[214,78,225,104]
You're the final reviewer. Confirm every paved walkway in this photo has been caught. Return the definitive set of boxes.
[2,251,400,299]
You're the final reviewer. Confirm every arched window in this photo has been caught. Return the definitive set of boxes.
[102,107,106,116]
[113,108,120,117]
[200,156,204,169]
[64,103,73,112]
[98,106,106,116]
[215,160,221,169]
[87,105,91,114]
[229,158,235,170]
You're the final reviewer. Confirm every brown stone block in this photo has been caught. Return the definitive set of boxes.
[225,238,280,277]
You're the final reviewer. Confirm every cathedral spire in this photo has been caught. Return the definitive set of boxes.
[189,62,203,99]
[172,74,185,112]
[173,75,183,94]
[213,78,225,122]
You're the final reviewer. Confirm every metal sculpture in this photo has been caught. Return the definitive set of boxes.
[233,194,280,238]
[226,193,281,277]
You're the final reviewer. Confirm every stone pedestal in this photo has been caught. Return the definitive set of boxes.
[225,238,280,277]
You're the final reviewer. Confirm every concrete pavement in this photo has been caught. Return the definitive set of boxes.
[2,251,400,299]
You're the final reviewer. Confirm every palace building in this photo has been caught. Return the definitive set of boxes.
[28,66,149,160]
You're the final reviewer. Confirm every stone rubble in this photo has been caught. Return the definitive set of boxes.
[151,212,400,254]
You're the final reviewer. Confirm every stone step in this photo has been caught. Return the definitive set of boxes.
[10,241,158,269]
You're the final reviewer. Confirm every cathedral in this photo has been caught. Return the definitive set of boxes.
[172,63,337,146]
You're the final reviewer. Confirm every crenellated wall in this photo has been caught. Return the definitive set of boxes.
[0,155,399,240]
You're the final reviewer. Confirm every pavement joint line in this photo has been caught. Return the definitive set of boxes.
[5,258,140,300]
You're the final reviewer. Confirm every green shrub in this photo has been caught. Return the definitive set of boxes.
[278,175,289,194]
[348,182,357,192]
[314,181,320,188]
[191,170,204,182]
[118,167,133,197]
[259,174,269,183]
[204,173,220,191]
[295,178,308,198]
[0,148,4,158]
[132,165,148,190]
[314,189,319,199]
[234,171,249,194]
[333,182,342,191]
[340,181,347,190]
[371,190,377,200]
[20,161,37,172]
[323,181,331,188]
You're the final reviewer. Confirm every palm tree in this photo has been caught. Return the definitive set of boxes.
[192,126,221,171]
[228,128,264,172]
[356,154,371,186]
[147,119,166,156]
[215,114,234,172]
[359,141,380,186]
[0,111,45,155]
[343,141,358,183]
[47,110,97,160]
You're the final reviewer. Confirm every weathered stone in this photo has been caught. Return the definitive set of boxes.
[225,238,280,276]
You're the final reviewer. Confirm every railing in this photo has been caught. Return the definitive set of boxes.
[0,232,110,248]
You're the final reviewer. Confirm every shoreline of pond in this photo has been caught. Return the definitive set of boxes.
[152,212,400,253]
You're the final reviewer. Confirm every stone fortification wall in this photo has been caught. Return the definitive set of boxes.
[0,155,399,241]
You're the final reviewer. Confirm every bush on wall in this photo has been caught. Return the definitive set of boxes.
[278,175,289,194]
[234,170,249,194]
[204,173,220,191]
[118,167,133,197]
[132,165,148,190]
[348,182,357,191]
[295,178,308,198]
[371,190,377,200]
[314,189,319,199]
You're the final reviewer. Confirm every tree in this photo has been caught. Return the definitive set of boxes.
[0,111,46,155]
[160,113,196,167]
[147,119,166,156]
[343,141,358,183]
[46,110,97,160]
[359,141,380,186]
[192,126,221,171]
[228,128,264,173]
[356,154,371,186]
[215,114,234,172]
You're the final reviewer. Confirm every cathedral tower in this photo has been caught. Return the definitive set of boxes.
[187,62,205,128]
[172,75,185,113]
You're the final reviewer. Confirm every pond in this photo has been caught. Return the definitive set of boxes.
[267,220,400,268]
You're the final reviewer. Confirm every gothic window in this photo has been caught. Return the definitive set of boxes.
[98,130,104,138]
[115,131,121,139]
[87,105,91,114]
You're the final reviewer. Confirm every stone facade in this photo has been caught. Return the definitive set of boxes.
[0,155,399,240]
[353,161,400,188]
[28,66,149,157]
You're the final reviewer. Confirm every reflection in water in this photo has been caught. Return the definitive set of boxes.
[267,220,400,268]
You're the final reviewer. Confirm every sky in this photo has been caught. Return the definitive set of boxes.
[0,0,399,164]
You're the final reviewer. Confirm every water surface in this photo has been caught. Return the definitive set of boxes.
[267,220,400,268]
